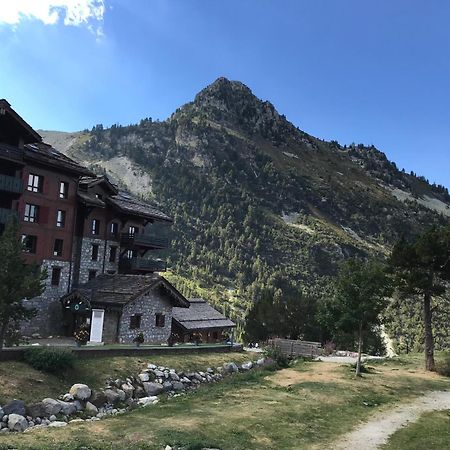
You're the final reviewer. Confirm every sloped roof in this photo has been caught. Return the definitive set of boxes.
[107,191,172,223]
[172,298,236,331]
[24,142,94,176]
[62,274,189,308]
[79,175,119,195]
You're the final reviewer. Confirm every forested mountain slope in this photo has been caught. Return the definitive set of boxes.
[40,77,450,346]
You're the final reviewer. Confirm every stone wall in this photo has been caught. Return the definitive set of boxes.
[77,237,119,284]
[21,259,72,336]
[118,290,173,344]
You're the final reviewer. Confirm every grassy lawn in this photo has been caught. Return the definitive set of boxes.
[1,353,449,449]
[0,351,254,404]
[383,410,450,450]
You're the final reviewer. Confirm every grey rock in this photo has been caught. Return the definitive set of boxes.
[104,389,121,405]
[142,382,164,396]
[121,383,134,398]
[0,408,3,420]
[154,370,164,377]
[42,398,62,416]
[49,415,57,422]
[27,403,46,419]
[62,393,74,402]
[57,401,77,416]
[48,421,67,428]
[256,358,266,365]
[85,402,98,416]
[138,373,150,382]
[116,389,126,401]
[172,381,185,392]
[169,372,180,381]
[69,384,92,401]
[241,362,253,371]
[90,390,108,408]
[3,399,26,416]
[147,363,157,370]
[223,362,239,373]
[207,367,214,374]
[73,400,83,411]
[138,396,158,406]
[162,381,173,391]
[133,386,146,398]
[8,414,28,432]
[0,427,10,433]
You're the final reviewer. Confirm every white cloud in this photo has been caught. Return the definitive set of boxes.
[0,0,105,35]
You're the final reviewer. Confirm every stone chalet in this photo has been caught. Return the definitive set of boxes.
[172,299,236,344]
[0,99,235,344]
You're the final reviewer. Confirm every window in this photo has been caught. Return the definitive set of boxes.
[88,270,97,281]
[130,314,141,330]
[59,181,69,199]
[24,204,39,223]
[109,246,117,262]
[91,244,99,261]
[53,239,63,257]
[21,235,37,253]
[128,226,139,235]
[27,174,43,193]
[155,313,165,328]
[110,222,119,236]
[91,219,100,235]
[56,210,66,228]
[126,249,136,259]
[51,267,61,286]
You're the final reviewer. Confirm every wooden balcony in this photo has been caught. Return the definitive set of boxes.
[120,232,169,250]
[0,174,23,195]
[119,257,167,273]
[0,208,18,225]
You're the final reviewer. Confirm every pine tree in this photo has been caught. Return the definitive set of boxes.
[0,220,46,350]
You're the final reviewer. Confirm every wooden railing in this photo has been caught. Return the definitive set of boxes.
[119,257,166,272]
[120,233,169,249]
[269,338,321,358]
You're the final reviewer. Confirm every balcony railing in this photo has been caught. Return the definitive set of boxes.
[119,257,167,273]
[0,208,18,225]
[0,174,23,194]
[120,233,169,249]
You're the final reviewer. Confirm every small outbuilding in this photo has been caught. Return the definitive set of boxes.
[171,298,236,344]
[61,274,189,344]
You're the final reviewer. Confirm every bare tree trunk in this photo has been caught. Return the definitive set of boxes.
[356,323,363,377]
[423,292,435,371]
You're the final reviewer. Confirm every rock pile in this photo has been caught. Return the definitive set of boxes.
[0,357,268,433]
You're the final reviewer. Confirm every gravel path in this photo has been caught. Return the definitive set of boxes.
[332,390,450,449]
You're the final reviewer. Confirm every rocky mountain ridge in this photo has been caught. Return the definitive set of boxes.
[39,77,450,343]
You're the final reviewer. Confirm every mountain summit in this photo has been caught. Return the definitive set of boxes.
[40,78,450,346]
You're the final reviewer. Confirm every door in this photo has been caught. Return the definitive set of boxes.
[89,309,105,343]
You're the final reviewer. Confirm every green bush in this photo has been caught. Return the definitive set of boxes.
[23,347,75,373]
[436,352,450,377]
[264,344,290,368]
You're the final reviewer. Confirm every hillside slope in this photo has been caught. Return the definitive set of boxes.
[41,78,450,345]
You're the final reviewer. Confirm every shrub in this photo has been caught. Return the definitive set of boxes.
[23,347,75,373]
[264,344,290,368]
[436,352,450,377]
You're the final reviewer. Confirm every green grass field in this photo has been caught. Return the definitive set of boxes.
[0,353,449,449]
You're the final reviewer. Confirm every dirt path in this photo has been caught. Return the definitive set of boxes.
[332,390,450,449]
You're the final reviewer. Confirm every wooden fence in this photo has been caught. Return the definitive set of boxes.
[269,338,321,358]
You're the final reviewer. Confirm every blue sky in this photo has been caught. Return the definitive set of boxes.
[1,0,449,188]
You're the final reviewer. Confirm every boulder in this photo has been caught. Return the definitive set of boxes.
[133,387,146,398]
[49,415,57,422]
[241,362,253,371]
[169,372,180,381]
[142,382,164,396]
[172,381,184,392]
[3,400,26,416]
[104,389,121,405]
[90,390,108,408]
[223,362,239,373]
[69,384,92,401]
[8,414,28,432]
[48,421,67,428]
[147,363,157,370]
[57,401,77,416]
[121,383,134,398]
[162,381,173,391]
[116,389,126,401]
[62,393,74,402]
[41,398,62,416]
[256,358,266,366]
[137,396,158,407]
[73,400,83,411]
[0,408,3,420]
[85,402,98,416]
[26,402,46,419]
[138,373,150,382]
